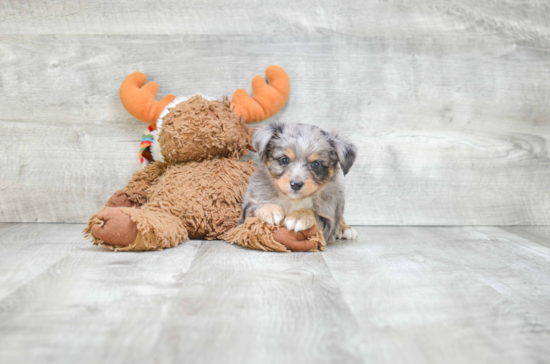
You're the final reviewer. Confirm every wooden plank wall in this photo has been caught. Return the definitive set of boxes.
[1,1,549,224]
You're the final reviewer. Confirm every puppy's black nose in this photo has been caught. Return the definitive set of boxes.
[290,180,304,191]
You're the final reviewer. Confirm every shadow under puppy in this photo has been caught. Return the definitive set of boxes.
[240,122,357,243]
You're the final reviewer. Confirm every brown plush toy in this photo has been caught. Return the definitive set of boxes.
[83,66,325,252]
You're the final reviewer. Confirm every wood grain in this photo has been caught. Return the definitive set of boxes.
[0,226,201,363]
[496,226,550,250]
[0,226,363,364]
[0,223,82,300]
[2,224,550,362]
[0,223,18,232]
[2,1,550,224]
[322,226,550,363]
[0,0,480,36]
[152,241,364,364]
[1,33,550,224]
[1,0,549,42]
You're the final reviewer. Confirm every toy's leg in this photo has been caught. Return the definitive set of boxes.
[84,206,188,251]
[103,161,169,209]
[272,226,322,251]
[221,217,325,252]
[105,190,136,208]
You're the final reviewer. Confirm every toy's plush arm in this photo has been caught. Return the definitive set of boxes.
[231,65,290,124]
[122,161,168,206]
[221,217,325,252]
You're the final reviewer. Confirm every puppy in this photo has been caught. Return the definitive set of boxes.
[240,122,357,243]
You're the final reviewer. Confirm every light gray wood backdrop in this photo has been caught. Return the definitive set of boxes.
[1,0,549,224]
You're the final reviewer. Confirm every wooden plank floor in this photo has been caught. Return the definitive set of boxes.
[0,224,549,363]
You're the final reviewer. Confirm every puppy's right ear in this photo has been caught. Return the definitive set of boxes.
[252,122,284,161]
[327,132,357,176]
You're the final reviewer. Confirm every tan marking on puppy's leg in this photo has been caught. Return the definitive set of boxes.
[254,203,286,226]
[339,221,348,231]
[336,220,357,240]
[284,208,316,232]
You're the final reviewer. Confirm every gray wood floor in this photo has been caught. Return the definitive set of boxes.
[0,224,549,363]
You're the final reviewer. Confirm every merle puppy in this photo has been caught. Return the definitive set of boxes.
[240,122,357,243]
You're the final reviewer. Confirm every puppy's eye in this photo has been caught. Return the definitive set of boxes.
[280,156,290,165]
[311,161,321,170]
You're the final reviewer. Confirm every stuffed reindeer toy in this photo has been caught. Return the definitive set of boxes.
[84,66,325,252]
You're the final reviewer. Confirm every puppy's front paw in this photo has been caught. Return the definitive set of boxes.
[284,208,316,232]
[336,224,357,240]
[255,203,286,226]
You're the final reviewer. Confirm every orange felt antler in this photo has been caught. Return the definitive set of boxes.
[119,72,176,124]
[231,65,290,123]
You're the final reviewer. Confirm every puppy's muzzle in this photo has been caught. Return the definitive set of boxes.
[290,180,304,191]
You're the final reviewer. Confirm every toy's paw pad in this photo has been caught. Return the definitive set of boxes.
[272,226,318,252]
[255,203,285,226]
[336,225,357,240]
[284,209,316,232]
[92,209,138,246]
[105,190,134,208]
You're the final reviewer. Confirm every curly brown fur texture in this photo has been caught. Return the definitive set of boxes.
[84,158,255,251]
[221,217,325,252]
[144,158,256,239]
[221,217,289,252]
[124,162,168,206]
[160,96,250,163]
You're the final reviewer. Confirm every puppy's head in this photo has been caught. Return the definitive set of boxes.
[253,122,356,200]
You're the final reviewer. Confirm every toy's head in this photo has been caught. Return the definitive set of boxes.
[119,66,290,165]
[156,95,251,163]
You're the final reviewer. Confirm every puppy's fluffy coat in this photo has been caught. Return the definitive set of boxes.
[240,122,357,243]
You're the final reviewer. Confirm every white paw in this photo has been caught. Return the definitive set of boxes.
[284,214,315,232]
[256,204,285,226]
[337,227,357,240]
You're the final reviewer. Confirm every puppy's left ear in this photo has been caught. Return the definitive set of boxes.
[328,133,357,176]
